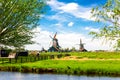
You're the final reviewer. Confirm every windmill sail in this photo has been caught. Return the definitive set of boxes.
[78,38,87,52]
[53,32,57,39]
[80,39,84,49]
[48,32,60,52]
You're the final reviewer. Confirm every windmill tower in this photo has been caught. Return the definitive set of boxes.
[78,39,87,52]
[48,32,60,52]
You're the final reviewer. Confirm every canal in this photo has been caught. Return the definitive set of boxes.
[0,71,120,80]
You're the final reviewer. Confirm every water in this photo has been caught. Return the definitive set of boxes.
[0,71,120,80]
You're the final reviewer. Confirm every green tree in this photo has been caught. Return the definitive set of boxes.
[90,0,120,49]
[71,47,76,52]
[0,0,46,49]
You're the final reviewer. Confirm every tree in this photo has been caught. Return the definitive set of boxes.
[71,47,76,52]
[90,0,120,49]
[0,0,46,49]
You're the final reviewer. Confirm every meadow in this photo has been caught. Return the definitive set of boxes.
[0,51,120,76]
[70,51,120,59]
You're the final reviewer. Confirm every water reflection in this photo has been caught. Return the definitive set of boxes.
[0,71,120,80]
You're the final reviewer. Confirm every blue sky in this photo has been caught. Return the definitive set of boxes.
[26,0,115,51]
[40,0,107,34]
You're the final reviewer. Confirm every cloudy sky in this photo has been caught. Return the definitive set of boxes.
[25,0,114,51]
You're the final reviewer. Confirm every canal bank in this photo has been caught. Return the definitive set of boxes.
[1,60,120,77]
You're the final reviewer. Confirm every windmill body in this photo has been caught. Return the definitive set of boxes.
[79,39,87,52]
[48,32,60,52]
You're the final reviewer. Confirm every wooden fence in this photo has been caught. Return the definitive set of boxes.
[0,53,71,64]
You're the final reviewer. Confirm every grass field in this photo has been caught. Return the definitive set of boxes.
[0,51,120,76]
[69,51,120,59]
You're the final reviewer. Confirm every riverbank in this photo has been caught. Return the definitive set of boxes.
[1,52,120,76]
[1,59,120,76]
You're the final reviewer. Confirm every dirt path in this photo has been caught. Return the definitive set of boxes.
[55,56,120,61]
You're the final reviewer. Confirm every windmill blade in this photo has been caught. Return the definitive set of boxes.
[80,38,82,44]
[80,39,85,45]
[49,35,53,39]
[53,32,57,39]
[53,45,60,51]
[49,41,52,47]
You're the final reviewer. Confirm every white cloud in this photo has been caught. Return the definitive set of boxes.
[46,14,67,22]
[47,0,95,20]
[59,3,79,12]
[25,27,52,50]
[25,27,114,51]
[58,3,93,20]
[55,23,63,27]
[85,27,99,32]
[68,22,74,27]
[47,0,64,11]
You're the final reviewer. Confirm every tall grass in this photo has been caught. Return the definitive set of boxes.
[0,60,120,76]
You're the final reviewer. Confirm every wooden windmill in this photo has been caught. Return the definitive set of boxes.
[48,32,60,52]
[77,38,87,52]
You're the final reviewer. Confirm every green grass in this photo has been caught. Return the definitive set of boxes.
[0,60,120,76]
[22,60,120,72]
[39,51,120,59]
[1,51,120,76]
[70,51,120,59]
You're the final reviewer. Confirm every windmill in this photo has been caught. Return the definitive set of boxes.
[77,38,87,52]
[48,32,61,52]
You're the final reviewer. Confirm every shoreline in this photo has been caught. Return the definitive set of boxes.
[1,52,120,77]
[0,59,120,77]
[0,66,120,77]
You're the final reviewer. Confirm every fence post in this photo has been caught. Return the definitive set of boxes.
[26,57,27,62]
[38,56,39,61]
[15,58,17,63]
[9,58,11,63]
[21,57,22,63]
[2,58,4,64]
[50,55,54,59]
